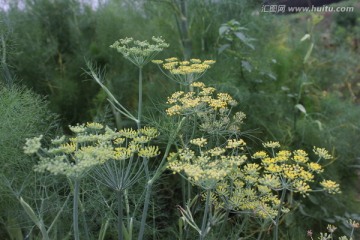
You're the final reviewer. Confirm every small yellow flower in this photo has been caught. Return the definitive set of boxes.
[86,122,104,130]
[203,60,216,65]
[60,143,76,154]
[166,105,182,116]
[51,136,66,145]
[226,139,246,149]
[293,149,309,163]
[262,157,276,165]
[118,128,137,138]
[139,127,159,139]
[258,174,281,188]
[163,62,178,70]
[321,180,341,194]
[133,136,151,144]
[190,58,202,63]
[165,57,178,62]
[24,135,43,154]
[307,162,323,173]
[138,146,160,158]
[252,151,268,159]
[152,60,164,64]
[114,138,125,145]
[263,141,281,148]
[265,164,282,173]
[190,138,208,147]
[243,163,261,176]
[190,81,205,88]
[208,147,225,156]
[69,124,86,133]
[275,150,291,162]
[313,147,332,160]
[293,180,311,195]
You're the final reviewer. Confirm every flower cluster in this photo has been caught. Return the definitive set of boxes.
[210,142,339,220]
[23,135,43,154]
[166,81,245,134]
[252,142,340,195]
[110,36,169,67]
[24,123,160,178]
[152,58,215,85]
[167,137,247,190]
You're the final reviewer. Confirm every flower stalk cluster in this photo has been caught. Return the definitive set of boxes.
[152,58,215,85]
[110,36,169,68]
[168,137,247,190]
[24,123,160,240]
[252,143,340,196]
[24,123,160,178]
[166,81,245,134]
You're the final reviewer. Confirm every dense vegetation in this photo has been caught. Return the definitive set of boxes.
[0,0,359,239]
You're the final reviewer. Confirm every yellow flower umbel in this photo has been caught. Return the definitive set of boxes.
[212,142,340,221]
[252,142,340,196]
[165,82,245,134]
[167,137,247,190]
[24,123,160,178]
[152,58,215,85]
[110,36,169,67]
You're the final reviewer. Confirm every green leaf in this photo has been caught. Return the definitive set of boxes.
[219,25,229,36]
[300,34,311,42]
[295,104,307,115]
[234,32,247,42]
[98,218,110,240]
[19,197,41,226]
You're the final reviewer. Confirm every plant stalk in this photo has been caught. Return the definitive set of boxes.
[117,190,124,240]
[73,178,80,240]
[137,67,143,129]
[273,188,287,240]
[200,189,211,240]
[138,179,152,240]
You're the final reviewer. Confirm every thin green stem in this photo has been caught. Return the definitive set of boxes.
[187,181,192,203]
[137,67,143,129]
[48,195,70,233]
[38,220,50,240]
[273,188,287,240]
[200,189,211,240]
[85,61,138,123]
[117,190,124,240]
[218,208,230,238]
[138,179,152,240]
[350,227,355,238]
[181,178,186,206]
[73,178,80,240]
[79,199,90,240]
[124,189,131,232]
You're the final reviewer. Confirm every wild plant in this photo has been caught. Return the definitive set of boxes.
[159,73,341,239]
[23,37,344,240]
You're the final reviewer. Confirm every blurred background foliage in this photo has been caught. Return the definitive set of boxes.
[1,0,359,239]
